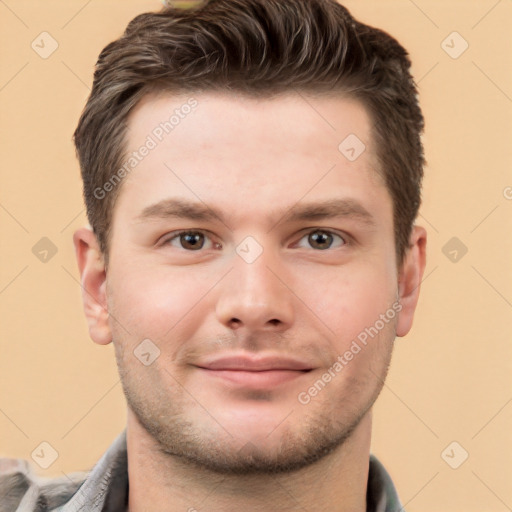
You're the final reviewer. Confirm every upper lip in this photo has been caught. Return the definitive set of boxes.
[196,354,313,371]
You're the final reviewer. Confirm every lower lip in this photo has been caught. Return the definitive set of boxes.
[197,368,311,388]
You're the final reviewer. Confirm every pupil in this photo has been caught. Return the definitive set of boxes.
[182,233,203,250]
[309,231,332,249]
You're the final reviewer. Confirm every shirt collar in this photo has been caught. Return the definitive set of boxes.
[57,430,128,512]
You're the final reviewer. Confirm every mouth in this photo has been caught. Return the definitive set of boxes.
[194,354,314,388]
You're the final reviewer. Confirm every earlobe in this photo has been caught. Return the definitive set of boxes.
[73,227,112,345]
[396,225,427,337]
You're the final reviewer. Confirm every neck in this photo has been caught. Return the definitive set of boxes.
[126,410,372,512]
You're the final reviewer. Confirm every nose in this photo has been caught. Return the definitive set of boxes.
[215,247,295,332]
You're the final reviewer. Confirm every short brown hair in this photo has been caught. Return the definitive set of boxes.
[74,0,424,267]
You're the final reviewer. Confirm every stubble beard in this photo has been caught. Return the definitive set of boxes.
[115,342,391,476]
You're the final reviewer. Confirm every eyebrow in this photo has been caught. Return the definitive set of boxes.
[279,198,376,227]
[135,197,377,228]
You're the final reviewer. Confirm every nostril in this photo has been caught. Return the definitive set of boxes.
[229,318,242,327]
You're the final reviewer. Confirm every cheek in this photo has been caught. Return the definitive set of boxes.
[312,262,398,345]
[107,263,212,343]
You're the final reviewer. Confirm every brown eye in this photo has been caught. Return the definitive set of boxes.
[296,230,346,250]
[163,230,218,251]
[308,231,334,250]
[179,232,205,250]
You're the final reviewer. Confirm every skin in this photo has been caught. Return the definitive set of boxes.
[74,90,426,511]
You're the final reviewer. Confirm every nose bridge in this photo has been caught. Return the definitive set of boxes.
[215,243,294,330]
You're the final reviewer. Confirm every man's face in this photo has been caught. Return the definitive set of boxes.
[101,91,404,473]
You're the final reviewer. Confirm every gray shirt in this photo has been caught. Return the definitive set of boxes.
[0,430,404,511]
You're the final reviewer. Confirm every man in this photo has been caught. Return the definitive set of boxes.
[0,0,427,510]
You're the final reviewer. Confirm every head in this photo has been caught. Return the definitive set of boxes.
[73,0,427,475]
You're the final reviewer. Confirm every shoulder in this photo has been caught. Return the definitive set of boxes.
[0,457,88,512]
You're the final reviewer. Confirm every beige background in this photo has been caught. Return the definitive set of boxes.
[1,1,511,510]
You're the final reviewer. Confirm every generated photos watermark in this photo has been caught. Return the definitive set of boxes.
[297,300,402,405]
[93,97,198,200]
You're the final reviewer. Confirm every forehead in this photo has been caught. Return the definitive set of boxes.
[126,89,377,161]
[115,90,389,224]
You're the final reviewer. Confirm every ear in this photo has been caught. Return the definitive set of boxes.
[396,225,427,337]
[73,226,112,345]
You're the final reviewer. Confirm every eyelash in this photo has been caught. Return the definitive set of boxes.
[159,229,349,251]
